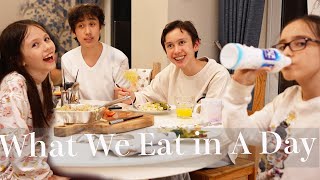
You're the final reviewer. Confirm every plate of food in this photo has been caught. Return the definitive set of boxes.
[159,125,223,141]
[130,102,172,115]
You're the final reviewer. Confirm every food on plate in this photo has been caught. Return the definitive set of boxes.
[161,125,207,138]
[55,104,96,111]
[54,104,101,124]
[102,108,116,119]
[138,102,170,111]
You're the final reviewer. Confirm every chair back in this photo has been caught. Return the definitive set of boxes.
[248,71,267,115]
[151,62,161,80]
[129,62,162,91]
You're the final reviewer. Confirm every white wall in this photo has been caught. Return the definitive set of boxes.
[131,0,169,69]
[308,0,320,15]
[0,1,23,31]
[102,0,111,45]
[132,0,219,69]
[168,0,219,60]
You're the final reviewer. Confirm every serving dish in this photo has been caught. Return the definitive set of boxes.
[54,104,102,126]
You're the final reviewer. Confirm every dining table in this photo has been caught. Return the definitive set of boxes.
[50,103,234,179]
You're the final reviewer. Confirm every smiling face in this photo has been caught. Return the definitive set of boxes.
[164,28,200,70]
[280,20,320,84]
[74,15,101,48]
[21,25,56,79]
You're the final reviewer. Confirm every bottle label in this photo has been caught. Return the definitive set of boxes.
[262,49,279,61]
[261,64,275,68]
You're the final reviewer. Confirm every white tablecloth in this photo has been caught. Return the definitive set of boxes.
[50,104,233,179]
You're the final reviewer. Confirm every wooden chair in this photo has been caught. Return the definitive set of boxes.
[130,62,161,91]
[151,62,161,80]
[189,72,267,180]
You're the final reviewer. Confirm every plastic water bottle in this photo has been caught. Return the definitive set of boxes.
[220,43,292,73]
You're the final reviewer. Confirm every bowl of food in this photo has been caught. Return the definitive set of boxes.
[54,104,101,126]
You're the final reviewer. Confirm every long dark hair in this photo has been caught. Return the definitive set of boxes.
[282,15,320,39]
[0,20,54,136]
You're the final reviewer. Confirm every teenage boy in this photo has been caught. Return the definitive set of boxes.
[62,4,129,101]
[116,20,230,105]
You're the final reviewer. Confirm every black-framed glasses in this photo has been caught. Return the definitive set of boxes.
[272,37,320,51]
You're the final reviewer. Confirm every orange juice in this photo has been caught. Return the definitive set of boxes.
[175,96,194,118]
[176,107,193,118]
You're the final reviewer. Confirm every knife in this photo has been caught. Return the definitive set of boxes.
[109,114,143,125]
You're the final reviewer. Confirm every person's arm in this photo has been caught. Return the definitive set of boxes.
[50,68,62,86]
[115,65,169,105]
[222,68,275,146]
[0,74,53,179]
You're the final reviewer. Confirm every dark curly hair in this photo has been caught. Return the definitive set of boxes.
[68,3,105,33]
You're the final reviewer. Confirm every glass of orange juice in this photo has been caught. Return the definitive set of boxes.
[175,96,194,118]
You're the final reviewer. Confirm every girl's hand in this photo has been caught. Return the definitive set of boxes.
[232,67,271,85]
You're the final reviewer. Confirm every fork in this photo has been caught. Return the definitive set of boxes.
[129,97,139,110]
[98,95,131,109]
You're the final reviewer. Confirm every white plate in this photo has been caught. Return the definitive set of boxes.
[167,126,223,142]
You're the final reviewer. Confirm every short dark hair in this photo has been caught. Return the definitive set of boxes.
[161,20,200,57]
[68,3,105,33]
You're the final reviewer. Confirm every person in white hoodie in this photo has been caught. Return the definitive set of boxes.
[116,20,230,105]
[223,15,320,179]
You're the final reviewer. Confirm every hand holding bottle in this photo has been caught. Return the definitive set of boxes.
[232,67,271,86]
[220,43,291,73]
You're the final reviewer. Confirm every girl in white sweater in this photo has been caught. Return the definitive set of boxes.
[223,15,320,179]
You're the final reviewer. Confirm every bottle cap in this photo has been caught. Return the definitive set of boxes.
[283,56,292,67]
[220,43,242,69]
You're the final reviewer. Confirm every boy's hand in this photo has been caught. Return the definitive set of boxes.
[114,86,136,105]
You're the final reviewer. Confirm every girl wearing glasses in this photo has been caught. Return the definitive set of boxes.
[223,15,320,179]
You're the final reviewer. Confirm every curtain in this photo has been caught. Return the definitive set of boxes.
[218,0,265,110]
[20,0,77,69]
[219,0,265,47]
